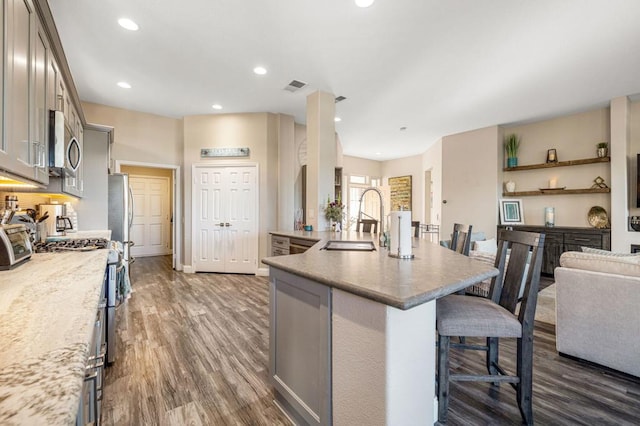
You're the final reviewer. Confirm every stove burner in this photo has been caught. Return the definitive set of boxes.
[34,238,110,253]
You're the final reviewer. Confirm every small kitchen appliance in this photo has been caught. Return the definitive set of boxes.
[0,224,32,270]
[38,203,73,237]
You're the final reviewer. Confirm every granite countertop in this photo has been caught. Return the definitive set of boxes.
[265,230,498,310]
[0,249,109,425]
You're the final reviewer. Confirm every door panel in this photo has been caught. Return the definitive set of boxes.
[130,176,170,257]
[193,165,257,273]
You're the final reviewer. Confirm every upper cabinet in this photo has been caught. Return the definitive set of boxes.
[0,0,84,189]
[0,0,37,181]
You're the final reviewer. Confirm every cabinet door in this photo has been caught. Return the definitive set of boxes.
[32,17,49,184]
[2,0,37,180]
[542,232,563,275]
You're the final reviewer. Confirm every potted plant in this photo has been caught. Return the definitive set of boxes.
[597,142,608,158]
[504,134,521,167]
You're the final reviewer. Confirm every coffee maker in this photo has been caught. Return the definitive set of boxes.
[37,204,73,237]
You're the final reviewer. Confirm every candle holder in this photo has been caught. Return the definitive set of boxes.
[545,207,555,227]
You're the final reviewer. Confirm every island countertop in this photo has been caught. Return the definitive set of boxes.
[0,249,109,425]
[264,231,498,310]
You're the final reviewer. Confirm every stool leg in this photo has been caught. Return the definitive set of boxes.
[437,334,451,423]
[487,337,500,385]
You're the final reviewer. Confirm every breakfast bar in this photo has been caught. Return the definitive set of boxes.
[263,232,499,425]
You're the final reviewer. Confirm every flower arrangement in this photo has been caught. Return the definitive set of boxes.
[324,194,344,222]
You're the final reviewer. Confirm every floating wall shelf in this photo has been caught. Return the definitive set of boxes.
[503,156,610,172]
[503,188,611,197]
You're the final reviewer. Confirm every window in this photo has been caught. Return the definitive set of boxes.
[346,174,382,231]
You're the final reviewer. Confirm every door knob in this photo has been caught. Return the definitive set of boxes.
[442,200,447,204]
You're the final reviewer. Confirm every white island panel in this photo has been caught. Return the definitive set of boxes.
[332,289,436,425]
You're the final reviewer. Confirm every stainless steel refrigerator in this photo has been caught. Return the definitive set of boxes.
[108,173,134,272]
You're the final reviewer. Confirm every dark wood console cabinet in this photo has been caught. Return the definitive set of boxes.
[497,225,611,276]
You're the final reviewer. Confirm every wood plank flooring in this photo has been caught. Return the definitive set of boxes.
[103,256,640,425]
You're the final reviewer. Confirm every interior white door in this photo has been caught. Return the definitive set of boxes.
[194,165,258,273]
[130,176,171,257]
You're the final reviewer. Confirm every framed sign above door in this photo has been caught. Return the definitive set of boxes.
[389,175,412,211]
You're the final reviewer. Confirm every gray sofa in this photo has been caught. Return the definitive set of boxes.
[555,251,640,377]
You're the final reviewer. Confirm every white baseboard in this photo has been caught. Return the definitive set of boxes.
[256,267,269,276]
[183,265,195,273]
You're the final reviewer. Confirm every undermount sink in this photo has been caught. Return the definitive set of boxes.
[322,240,376,251]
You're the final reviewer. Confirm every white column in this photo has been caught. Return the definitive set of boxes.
[306,91,336,231]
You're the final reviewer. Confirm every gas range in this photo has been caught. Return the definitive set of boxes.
[33,238,111,253]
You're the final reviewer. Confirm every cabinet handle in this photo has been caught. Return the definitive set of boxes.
[225,222,231,227]
[571,238,591,242]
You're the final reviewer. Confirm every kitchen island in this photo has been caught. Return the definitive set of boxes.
[0,249,109,425]
[263,231,498,425]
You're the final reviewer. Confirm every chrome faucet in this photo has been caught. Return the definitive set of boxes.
[358,187,386,246]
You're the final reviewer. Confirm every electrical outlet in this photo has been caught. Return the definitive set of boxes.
[630,216,640,231]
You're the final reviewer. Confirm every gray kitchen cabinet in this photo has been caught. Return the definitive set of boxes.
[269,268,331,425]
[1,0,37,181]
[31,16,49,184]
[0,0,52,184]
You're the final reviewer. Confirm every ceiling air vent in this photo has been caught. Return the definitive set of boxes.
[284,80,308,92]
[335,95,347,103]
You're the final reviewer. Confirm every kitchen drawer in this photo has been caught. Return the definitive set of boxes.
[272,247,290,256]
[272,235,290,249]
[564,233,602,248]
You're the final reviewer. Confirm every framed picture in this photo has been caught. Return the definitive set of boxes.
[499,199,524,225]
[389,175,412,211]
[546,148,558,163]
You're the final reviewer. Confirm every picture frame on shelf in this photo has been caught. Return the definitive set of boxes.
[546,148,558,163]
[499,199,524,225]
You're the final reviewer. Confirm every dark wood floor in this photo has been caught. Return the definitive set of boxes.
[103,256,640,425]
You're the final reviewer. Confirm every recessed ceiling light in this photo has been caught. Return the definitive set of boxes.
[376,152,382,156]
[355,0,375,8]
[253,66,267,75]
[212,104,223,110]
[117,82,131,89]
[334,117,342,122]
[118,18,139,31]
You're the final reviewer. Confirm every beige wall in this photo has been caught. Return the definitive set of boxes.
[503,108,611,228]
[82,102,184,167]
[381,154,424,223]
[343,155,382,179]
[442,126,500,240]
[182,113,279,270]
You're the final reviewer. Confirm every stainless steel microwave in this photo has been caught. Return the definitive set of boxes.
[0,224,32,270]
[48,110,81,177]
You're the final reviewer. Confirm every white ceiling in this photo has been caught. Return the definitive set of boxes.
[48,0,640,161]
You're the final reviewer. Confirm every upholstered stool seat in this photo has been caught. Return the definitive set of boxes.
[437,295,522,338]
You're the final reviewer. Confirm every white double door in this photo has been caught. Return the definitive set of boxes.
[193,164,258,274]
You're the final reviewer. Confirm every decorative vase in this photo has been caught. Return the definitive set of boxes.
[335,221,341,232]
[505,181,516,193]
[597,147,608,158]
[507,157,518,168]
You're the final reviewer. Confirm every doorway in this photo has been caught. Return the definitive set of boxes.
[128,174,171,257]
[192,164,258,274]
[116,161,182,271]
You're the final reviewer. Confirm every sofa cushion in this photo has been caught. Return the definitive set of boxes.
[560,251,640,277]
[581,246,640,257]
